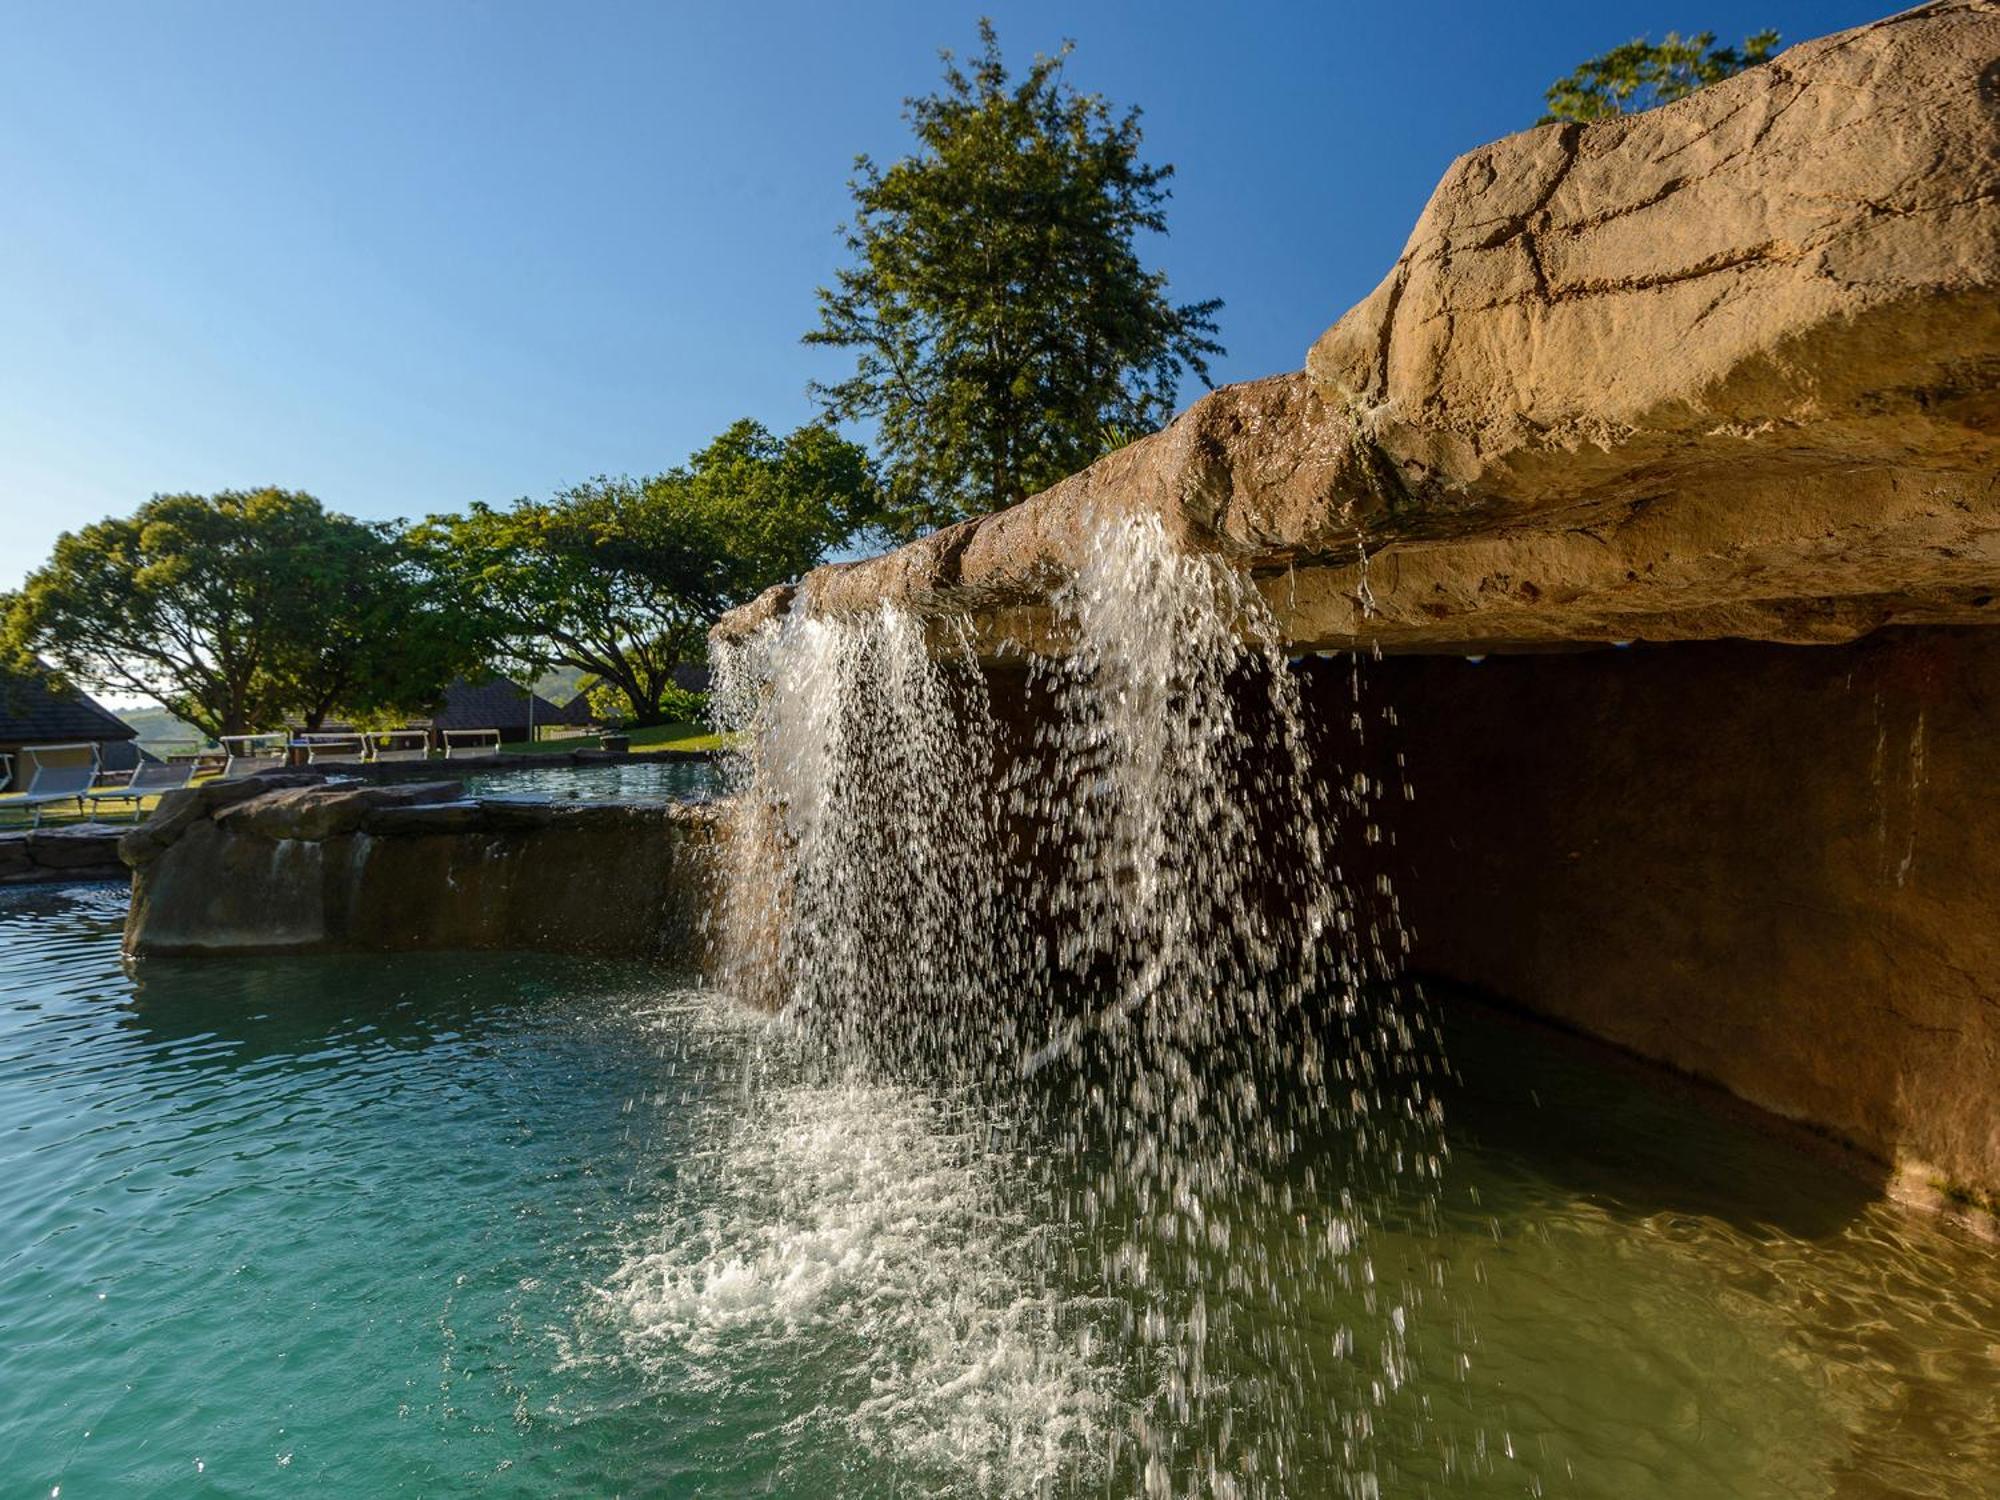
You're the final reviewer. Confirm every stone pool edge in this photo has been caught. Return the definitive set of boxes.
[121,775,721,964]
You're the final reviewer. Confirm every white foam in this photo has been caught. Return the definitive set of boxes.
[694,516,1443,1494]
[601,1077,1122,1492]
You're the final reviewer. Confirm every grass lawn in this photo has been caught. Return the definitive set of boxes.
[498,721,727,755]
[0,794,170,831]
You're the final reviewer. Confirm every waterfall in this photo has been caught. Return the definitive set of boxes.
[709,515,1445,1497]
[710,606,1005,1071]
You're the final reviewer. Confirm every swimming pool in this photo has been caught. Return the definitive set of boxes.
[5,882,1997,1495]
[458,755,719,803]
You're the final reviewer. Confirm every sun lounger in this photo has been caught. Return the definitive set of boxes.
[0,743,102,829]
[219,733,289,779]
[442,728,502,759]
[370,730,430,764]
[293,734,369,766]
[82,759,198,819]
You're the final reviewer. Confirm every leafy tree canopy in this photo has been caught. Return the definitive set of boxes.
[416,420,877,727]
[806,20,1223,536]
[1542,29,1779,123]
[1,489,485,739]
[578,674,707,727]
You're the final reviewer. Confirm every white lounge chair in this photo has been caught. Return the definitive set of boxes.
[294,733,369,766]
[82,758,198,820]
[0,753,11,793]
[371,730,430,764]
[442,728,502,759]
[0,742,102,829]
[219,733,289,779]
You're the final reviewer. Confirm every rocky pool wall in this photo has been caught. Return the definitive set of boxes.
[121,778,719,964]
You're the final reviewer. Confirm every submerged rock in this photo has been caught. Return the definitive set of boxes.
[717,0,1998,655]
[0,826,129,885]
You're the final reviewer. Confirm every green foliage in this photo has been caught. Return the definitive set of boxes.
[2,489,485,739]
[580,675,706,727]
[806,20,1223,535]
[417,420,875,726]
[1542,29,1779,123]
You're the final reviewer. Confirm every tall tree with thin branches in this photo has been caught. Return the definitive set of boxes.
[807,21,1223,536]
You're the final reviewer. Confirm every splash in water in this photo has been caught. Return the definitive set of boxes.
[685,514,1445,1495]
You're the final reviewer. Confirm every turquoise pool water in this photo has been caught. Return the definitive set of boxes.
[4,882,1997,1496]
[458,757,717,803]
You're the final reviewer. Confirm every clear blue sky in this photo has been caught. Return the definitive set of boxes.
[1,0,1882,590]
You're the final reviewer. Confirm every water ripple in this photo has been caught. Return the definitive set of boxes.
[2,884,1998,1496]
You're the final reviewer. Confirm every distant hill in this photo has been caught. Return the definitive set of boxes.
[534,665,588,705]
[116,706,208,748]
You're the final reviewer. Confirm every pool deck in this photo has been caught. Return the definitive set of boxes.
[0,749,722,887]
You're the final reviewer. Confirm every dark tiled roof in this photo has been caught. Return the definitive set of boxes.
[430,676,565,731]
[673,663,712,693]
[0,665,139,747]
[552,693,600,726]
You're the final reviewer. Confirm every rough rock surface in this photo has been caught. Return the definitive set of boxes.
[718,1,1999,656]
[122,775,719,960]
[1309,630,2000,1209]
[0,826,128,885]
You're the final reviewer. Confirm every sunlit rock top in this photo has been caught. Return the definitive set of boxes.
[718,0,1999,657]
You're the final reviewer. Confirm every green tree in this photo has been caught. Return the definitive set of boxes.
[2,489,484,739]
[577,674,706,727]
[1542,29,1779,123]
[280,523,492,732]
[806,21,1223,535]
[417,420,877,726]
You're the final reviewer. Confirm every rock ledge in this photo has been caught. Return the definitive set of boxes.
[719,1,1999,657]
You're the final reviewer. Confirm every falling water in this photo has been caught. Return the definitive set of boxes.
[701,515,1447,1496]
[708,606,1005,1072]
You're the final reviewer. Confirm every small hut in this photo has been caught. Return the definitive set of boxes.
[0,665,141,790]
[551,693,601,730]
[426,676,565,749]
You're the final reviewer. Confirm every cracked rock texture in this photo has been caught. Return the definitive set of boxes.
[717,0,1998,655]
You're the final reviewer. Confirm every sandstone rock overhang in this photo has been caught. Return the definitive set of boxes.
[717,0,1999,658]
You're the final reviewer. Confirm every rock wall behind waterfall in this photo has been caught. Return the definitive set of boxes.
[1304,630,2000,1208]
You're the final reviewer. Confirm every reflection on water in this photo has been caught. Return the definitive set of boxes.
[1391,1003,2000,1498]
[459,756,717,803]
[2,883,1997,1496]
